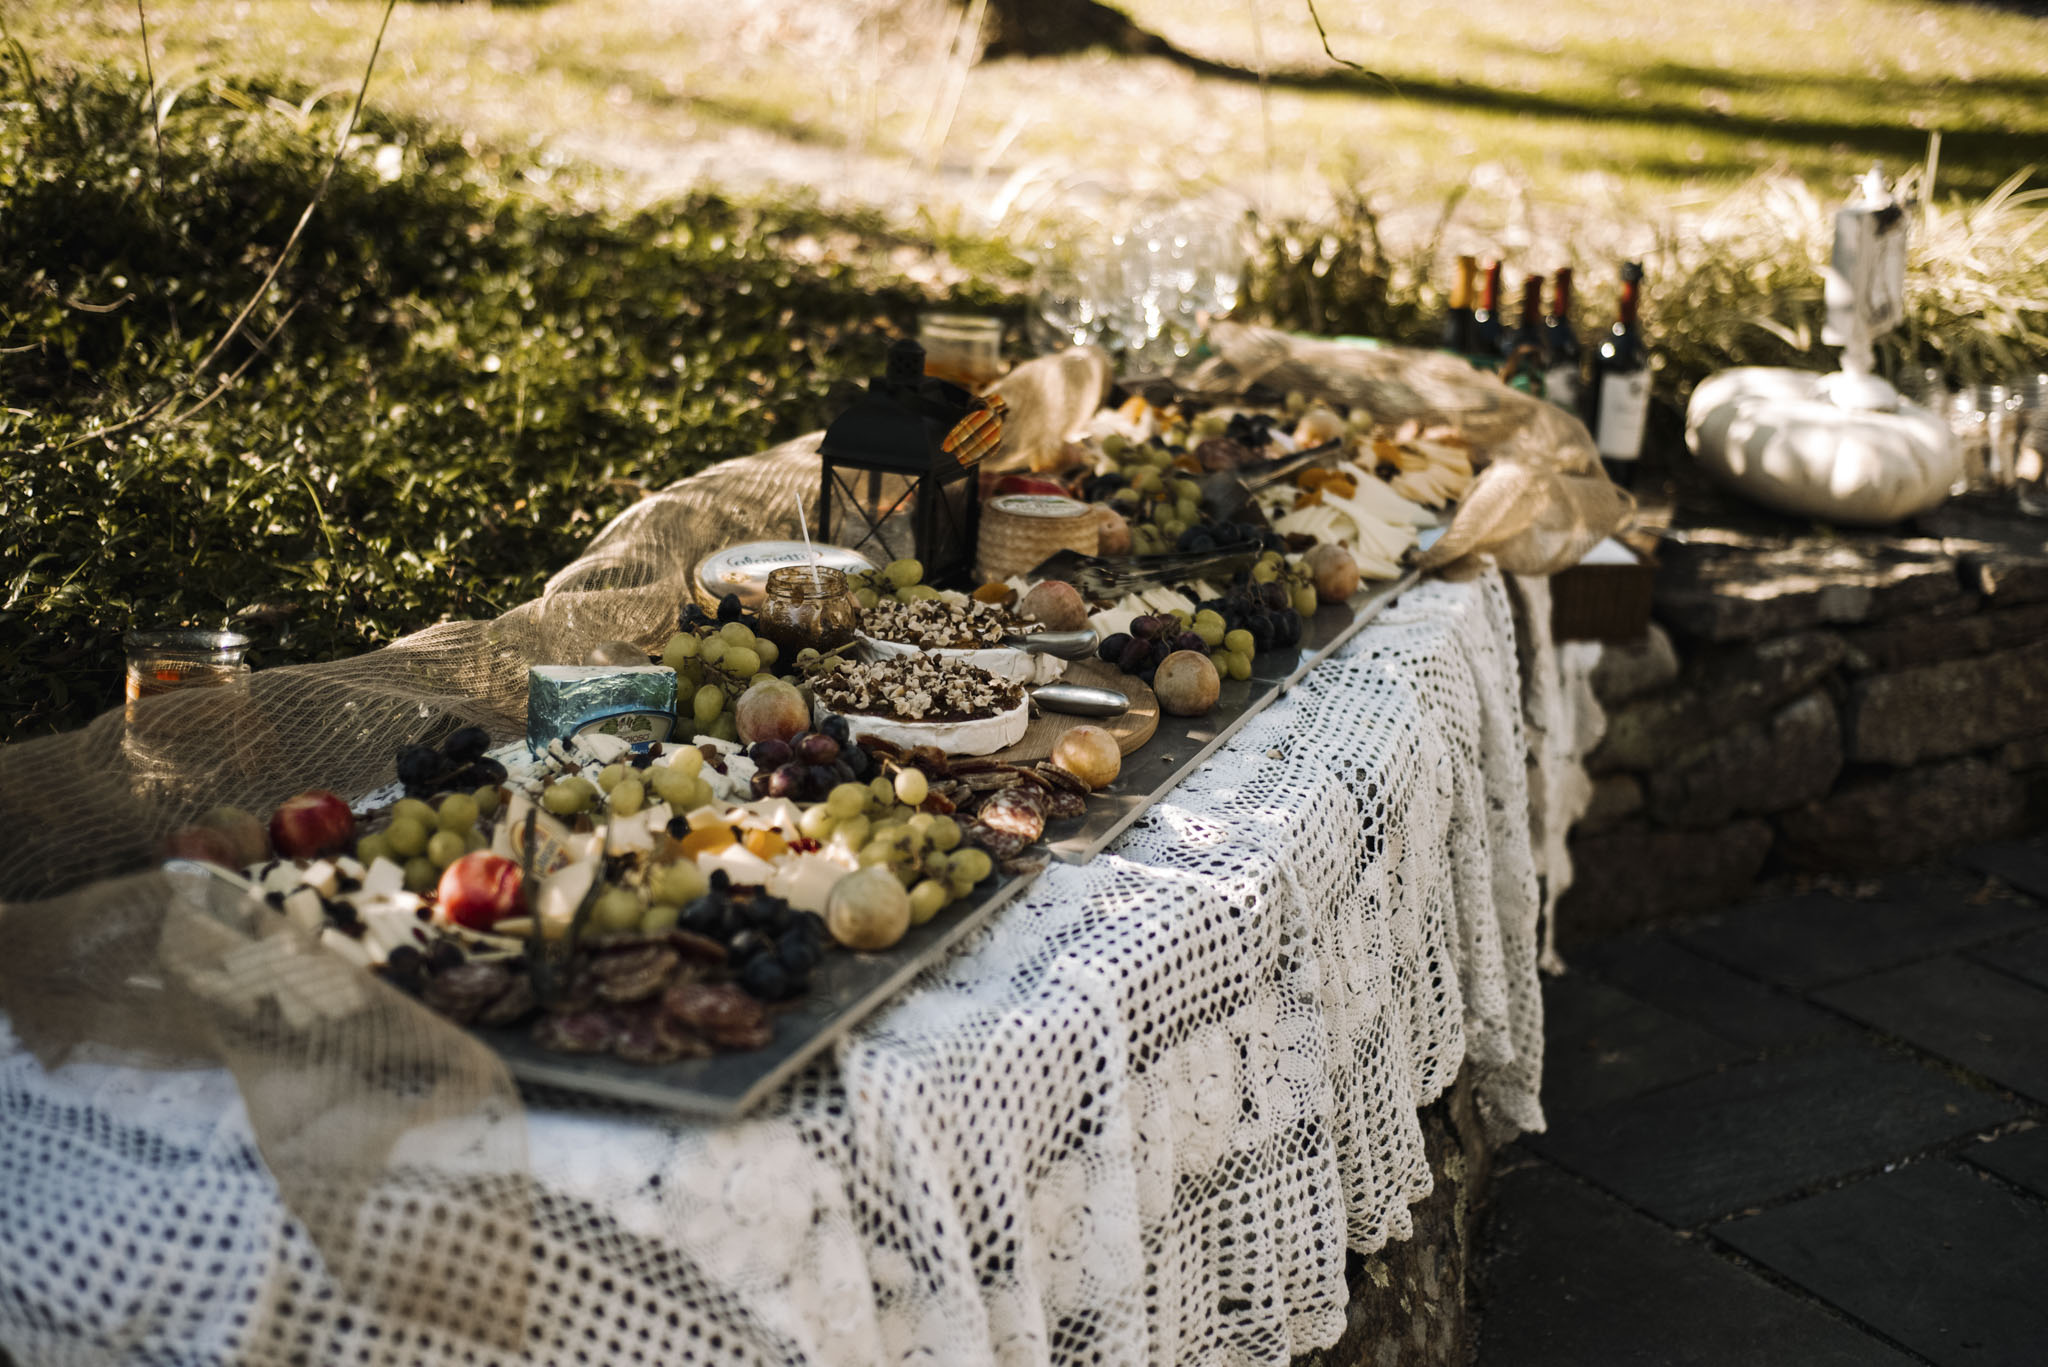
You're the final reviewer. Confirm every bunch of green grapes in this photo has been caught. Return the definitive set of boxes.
[1091,440,1201,554]
[1249,549,1320,618]
[541,744,716,821]
[660,619,782,742]
[844,557,935,611]
[358,789,500,893]
[795,774,994,924]
[586,856,713,937]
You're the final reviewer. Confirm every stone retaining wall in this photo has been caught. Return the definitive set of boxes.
[1558,500,2048,944]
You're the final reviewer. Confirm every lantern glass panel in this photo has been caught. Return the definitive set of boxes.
[822,465,920,564]
[924,468,977,575]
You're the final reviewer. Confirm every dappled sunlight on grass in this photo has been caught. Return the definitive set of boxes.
[17,0,2048,240]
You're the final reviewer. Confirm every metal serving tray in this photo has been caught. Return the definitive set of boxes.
[480,864,1042,1119]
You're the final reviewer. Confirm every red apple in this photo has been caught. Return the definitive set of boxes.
[268,790,357,860]
[993,474,1071,498]
[160,825,245,868]
[437,852,524,930]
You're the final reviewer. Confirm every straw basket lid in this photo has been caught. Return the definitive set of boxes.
[695,541,876,611]
[976,494,1099,584]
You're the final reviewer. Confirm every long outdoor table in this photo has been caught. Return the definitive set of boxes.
[0,571,1549,1367]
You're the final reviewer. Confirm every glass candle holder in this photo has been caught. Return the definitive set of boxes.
[918,313,1006,388]
[124,628,252,705]
[756,566,860,659]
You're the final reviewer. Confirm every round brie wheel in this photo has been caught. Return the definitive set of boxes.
[857,633,1067,686]
[813,693,1030,757]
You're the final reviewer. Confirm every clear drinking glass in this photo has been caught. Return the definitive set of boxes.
[918,313,1005,388]
[124,628,251,707]
[2012,374,2048,516]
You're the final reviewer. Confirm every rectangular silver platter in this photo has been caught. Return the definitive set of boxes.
[1041,566,1419,865]
[487,536,1438,1117]
[482,864,1041,1119]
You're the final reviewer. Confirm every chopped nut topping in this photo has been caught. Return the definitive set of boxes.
[861,597,1040,650]
[813,653,1023,723]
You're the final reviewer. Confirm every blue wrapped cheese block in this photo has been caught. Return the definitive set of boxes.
[526,664,677,755]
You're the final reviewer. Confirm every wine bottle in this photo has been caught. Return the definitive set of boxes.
[1443,255,1477,353]
[1506,275,1547,378]
[1543,267,1583,413]
[1590,261,1651,481]
[1470,260,1506,357]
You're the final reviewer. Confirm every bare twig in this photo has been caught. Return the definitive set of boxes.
[57,0,400,453]
[185,0,399,385]
[1302,0,1398,92]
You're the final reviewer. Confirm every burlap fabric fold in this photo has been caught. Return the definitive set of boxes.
[1188,323,1634,576]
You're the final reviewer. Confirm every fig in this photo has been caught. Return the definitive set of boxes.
[1154,650,1221,717]
[734,678,808,745]
[160,824,245,869]
[1052,725,1121,790]
[1093,505,1132,556]
[1019,579,1090,632]
[824,867,912,951]
[196,804,269,867]
[1305,543,1359,604]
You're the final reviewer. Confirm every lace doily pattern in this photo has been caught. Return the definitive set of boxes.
[0,572,1545,1367]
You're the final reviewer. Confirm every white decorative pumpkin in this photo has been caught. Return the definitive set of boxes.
[1686,367,1959,525]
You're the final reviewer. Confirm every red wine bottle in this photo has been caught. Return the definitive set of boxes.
[1542,267,1583,413]
[1443,254,1477,352]
[1590,261,1650,480]
[1470,260,1506,357]
[1507,275,1547,373]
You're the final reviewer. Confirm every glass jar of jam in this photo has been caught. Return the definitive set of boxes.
[756,566,860,658]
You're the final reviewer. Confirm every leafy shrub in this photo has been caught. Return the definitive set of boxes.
[0,65,1012,740]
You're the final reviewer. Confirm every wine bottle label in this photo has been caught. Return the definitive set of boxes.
[1545,365,1580,411]
[1597,371,1650,459]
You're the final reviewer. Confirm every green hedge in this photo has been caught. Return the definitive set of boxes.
[0,66,1014,740]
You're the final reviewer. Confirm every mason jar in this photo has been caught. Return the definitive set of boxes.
[756,566,860,659]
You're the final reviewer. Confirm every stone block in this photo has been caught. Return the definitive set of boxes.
[1918,501,2048,605]
[1645,691,1842,828]
[1847,638,2048,765]
[1774,757,2028,871]
[1577,774,1644,835]
[1654,534,1960,642]
[2003,735,2048,771]
[1556,819,1773,943]
[1589,624,1679,706]
[1591,631,1845,772]
[1302,1073,1492,1367]
[1842,599,2048,673]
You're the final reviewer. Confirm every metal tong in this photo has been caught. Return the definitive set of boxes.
[1028,683,1129,718]
[999,628,1100,660]
[1194,436,1349,522]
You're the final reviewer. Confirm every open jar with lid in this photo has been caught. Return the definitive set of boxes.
[756,566,860,659]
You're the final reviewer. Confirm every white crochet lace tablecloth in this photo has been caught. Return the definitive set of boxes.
[0,571,1546,1367]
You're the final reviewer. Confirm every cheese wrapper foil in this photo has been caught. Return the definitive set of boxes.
[526,665,676,755]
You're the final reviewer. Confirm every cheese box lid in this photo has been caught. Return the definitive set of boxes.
[694,541,876,610]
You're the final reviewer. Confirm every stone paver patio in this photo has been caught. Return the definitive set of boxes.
[1476,835,2048,1366]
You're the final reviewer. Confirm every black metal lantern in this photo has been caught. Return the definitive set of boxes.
[816,338,999,587]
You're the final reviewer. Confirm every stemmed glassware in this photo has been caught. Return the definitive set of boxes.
[1027,207,1247,376]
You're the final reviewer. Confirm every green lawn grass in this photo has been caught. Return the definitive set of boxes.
[15,0,2048,233]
